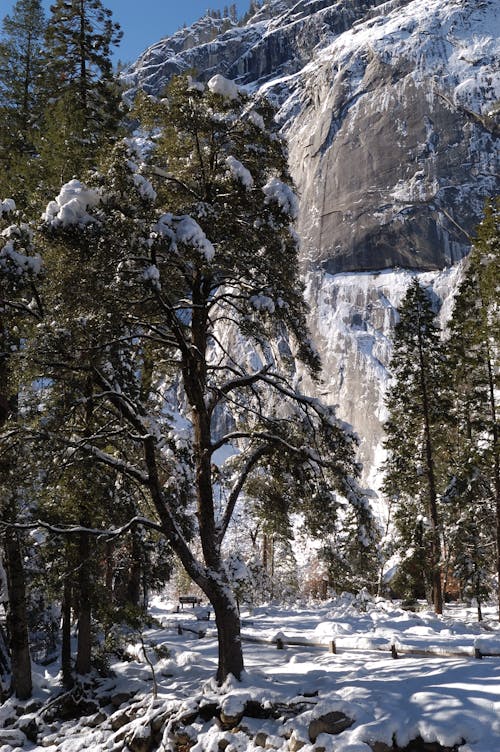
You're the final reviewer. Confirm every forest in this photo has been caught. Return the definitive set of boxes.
[0,0,499,721]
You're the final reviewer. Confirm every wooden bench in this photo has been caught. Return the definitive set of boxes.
[178,595,202,610]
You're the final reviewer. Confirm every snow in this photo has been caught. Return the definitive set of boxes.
[249,293,276,314]
[143,264,161,290]
[133,172,157,201]
[263,177,299,219]
[8,596,500,752]
[0,198,16,216]
[225,156,254,189]
[42,180,101,229]
[0,225,42,277]
[153,213,215,262]
[247,109,266,130]
[207,74,240,101]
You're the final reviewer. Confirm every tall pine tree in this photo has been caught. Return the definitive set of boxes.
[39,0,122,190]
[383,279,446,613]
[0,0,46,204]
[443,200,500,618]
[33,75,368,684]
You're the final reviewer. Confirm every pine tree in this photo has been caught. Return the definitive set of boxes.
[0,200,43,699]
[0,0,46,204]
[383,279,446,613]
[34,75,367,684]
[443,199,500,617]
[39,0,122,190]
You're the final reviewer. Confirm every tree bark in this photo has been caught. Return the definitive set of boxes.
[126,530,142,609]
[417,322,443,615]
[61,574,73,688]
[3,528,32,699]
[485,347,500,620]
[75,530,92,675]
[204,577,244,684]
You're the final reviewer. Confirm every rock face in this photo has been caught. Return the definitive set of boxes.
[125,0,499,274]
[286,0,499,274]
[124,0,499,481]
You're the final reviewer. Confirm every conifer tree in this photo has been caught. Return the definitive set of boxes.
[0,200,43,699]
[443,199,500,617]
[34,75,368,684]
[39,0,122,190]
[0,0,46,203]
[383,279,446,613]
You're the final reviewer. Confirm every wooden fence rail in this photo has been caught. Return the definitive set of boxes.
[240,633,500,661]
[174,622,500,661]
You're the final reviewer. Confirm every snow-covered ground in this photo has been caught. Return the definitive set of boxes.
[2,594,500,752]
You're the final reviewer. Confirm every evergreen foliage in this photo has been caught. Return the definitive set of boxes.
[382,279,447,613]
[0,0,46,204]
[39,0,123,190]
[28,75,368,683]
[442,199,500,617]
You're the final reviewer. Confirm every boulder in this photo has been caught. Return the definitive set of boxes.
[308,711,354,742]
[125,722,152,752]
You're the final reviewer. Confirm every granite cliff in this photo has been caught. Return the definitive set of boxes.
[124,0,499,481]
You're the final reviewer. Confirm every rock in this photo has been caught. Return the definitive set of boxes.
[370,738,462,751]
[111,690,137,708]
[220,711,242,728]
[218,740,230,751]
[125,722,152,752]
[174,730,196,752]
[151,709,170,734]
[288,732,307,752]
[0,729,26,747]
[122,0,500,486]
[15,700,42,716]
[85,710,108,728]
[16,716,38,743]
[110,710,131,731]
[308,711,354,742]
[255,732,268,747]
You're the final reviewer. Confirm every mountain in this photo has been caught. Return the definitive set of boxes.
[124,0,500,481]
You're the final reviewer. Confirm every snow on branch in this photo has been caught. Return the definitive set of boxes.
[263,177,299,219]
[0,225,42,278]
[225,156,253,189]
[0,198,16,216]
[0,515,163,538]
[42,179,101,228]
[152,213,215,262]
[207,74,240,100]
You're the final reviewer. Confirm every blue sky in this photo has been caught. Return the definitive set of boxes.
[35,1,250,64]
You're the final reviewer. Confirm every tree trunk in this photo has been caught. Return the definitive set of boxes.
[75,531,92,675]
[61,574,73,688]
[485,348,500,620]
[126,531,142,609]
[205,578,244,684]
[417,327,443,615]
[105,540,114,602]
[3,528,32,699]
